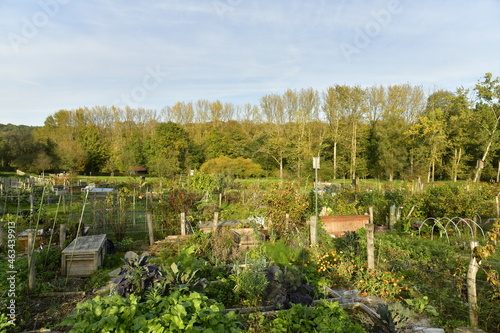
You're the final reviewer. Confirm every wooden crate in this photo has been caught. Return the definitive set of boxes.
[230,228,263,250]
[18,229,45,252]
[321,215,370,237]
[61,234,107,277]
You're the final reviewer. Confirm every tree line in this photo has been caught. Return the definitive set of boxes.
[1,73,499,182]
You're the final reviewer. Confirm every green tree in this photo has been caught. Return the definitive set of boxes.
[39,109,87,172]
[203,121,250,159]
[472,73,500,182]
[145,122,191,177]
[407,108,448,182]
[371,84,425,180]
[434,90,472,181]
[260,94,288,178]
[328,85,367,179]
[78,124,109,174]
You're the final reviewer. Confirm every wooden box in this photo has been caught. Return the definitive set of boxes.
[321,215,370,237]
[230,228,263,250]
[61,234,107,277]
[18,229,45,252]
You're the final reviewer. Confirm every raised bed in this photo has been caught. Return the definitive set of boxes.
[321,215,370,237]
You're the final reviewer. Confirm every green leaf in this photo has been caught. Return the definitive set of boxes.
[171,262,179,275]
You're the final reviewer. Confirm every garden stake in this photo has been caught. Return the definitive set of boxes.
[467,240,480,328]
[366,223,375,270]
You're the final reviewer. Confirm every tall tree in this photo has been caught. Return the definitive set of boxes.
[145,122,191,177]
[407,108,448,182]
[327,85,367,179]
[260,94,287,178]
[322,87,342,178]
[39,109,87,172]
[472,73,500,182]
[373,84,425,181]
[425,90,473,181]
[78,124,109,174]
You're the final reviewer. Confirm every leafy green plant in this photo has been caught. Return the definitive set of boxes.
[117,236,134,252]
[231,258,269,306]
[376,303,412,333]
[0,313,13,333]
[404,296,438,316]
[203,278,239,307]
[85,267,114,291]
[163,262,200,287]
[262,239,306,267]
[258,300,364,333]
[61,291,244,333]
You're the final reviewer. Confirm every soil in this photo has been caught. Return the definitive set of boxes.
[14,278,96,333]
[19,293,91,332]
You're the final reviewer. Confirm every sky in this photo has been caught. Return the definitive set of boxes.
[1,0,500,126]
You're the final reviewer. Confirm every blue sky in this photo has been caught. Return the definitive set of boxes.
[1,0,500,126]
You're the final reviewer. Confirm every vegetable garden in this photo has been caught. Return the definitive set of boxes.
[0,174,499,332]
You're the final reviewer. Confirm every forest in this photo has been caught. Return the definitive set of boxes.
[1,73,499,182]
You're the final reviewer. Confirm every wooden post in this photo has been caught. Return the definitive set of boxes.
[0,220,4,250]
[389,205,396,230]
[60,224,66,250]
[285,213,290,230]
[368,206,374,224]
[310,216,317,246]
[146,212,154,246]
[496,194,500,218]
[497,160,500,183]
[212,212,219,233]
[366,223,375,270]
[30,186,34,214]
[133,189,136,225]
[62,193,66,214]
[180,212,186,236]
[28,230,36,291]
[467,240,480,328]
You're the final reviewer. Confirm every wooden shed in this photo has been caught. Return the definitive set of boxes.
[61,234,107,277]
[321,215,370,237]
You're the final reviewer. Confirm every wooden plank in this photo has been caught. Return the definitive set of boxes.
[321,215,370,237]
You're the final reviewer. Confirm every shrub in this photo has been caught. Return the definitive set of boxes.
[263,183,309,242]
[153,188,200,235]
[200,156,265,178]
